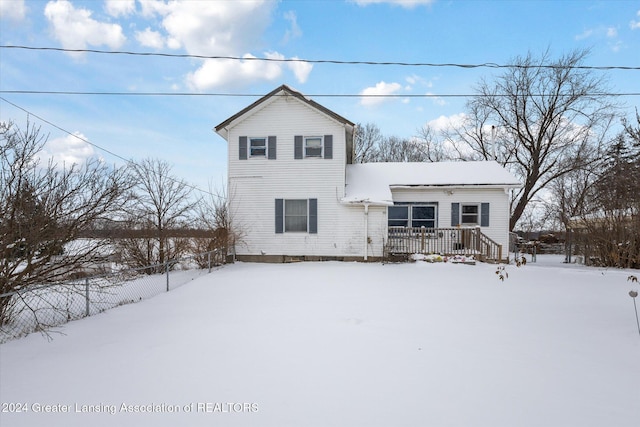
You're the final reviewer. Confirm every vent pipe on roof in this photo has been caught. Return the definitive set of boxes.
[491,125,497,161]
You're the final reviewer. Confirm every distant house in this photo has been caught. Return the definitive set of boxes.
[215,85,520,262]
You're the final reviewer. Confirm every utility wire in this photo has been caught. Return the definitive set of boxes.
[0,96,223,200]
[2,90,639,98]
[2,45,639,71]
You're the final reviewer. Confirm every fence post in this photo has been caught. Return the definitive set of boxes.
[208,251,212,273]
[166,261,170,292]
[85,278,90,317]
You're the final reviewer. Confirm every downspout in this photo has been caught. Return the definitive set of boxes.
[364,203,369,261]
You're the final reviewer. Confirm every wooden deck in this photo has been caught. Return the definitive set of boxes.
[385,226,504,262]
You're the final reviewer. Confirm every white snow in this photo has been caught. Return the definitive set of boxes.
[1,256,639,427]
[343,161,521,205]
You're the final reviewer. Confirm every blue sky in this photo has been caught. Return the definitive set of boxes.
[1,0,639,193]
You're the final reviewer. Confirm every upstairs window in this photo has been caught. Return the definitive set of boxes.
[294,135,333,159]
[250,138,267,157]
[239,136,276,160]
[305,137,323,157]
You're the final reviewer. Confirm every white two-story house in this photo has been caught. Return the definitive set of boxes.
[215,85,520,262]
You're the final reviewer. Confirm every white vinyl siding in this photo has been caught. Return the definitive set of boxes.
[227,95,361,256]
[391,188,510,254]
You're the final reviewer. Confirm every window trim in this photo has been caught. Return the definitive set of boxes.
[388,203,438,229]
[284,199,308,233]
[304,136,323,158]
[460,203,480,225]
[249,137,267,158]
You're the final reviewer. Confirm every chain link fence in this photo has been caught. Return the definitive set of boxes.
[0,251,222,343]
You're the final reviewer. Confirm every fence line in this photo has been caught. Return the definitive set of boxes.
[0,250,222,343]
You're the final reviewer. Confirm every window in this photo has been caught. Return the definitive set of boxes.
[388,204,437,228]
[285,199,308,232]
[294,135,332,159]
[411,206,436,228]
[305,137,323,157]
[250,138,266,157]
[388,206,409,227]
[275,199,317,234]
[461,204,479,225]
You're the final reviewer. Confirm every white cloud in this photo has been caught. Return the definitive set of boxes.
[287,57,313,83]
[427,113,467,132]
[0,0,26,21]
[135,27,165,49]
[609,40,623,52]
[44,0,126,52]
[138,0,172,18]
[351,0,434,8]
[631,9,640,30]
[574,29,593,40]
[134,0,293,87]
[606,27,617,38]
[40,132,96,167]
[144,0,276,56]
[283,10,302,43]
[187,52,285,90]
[426,92,446,106]
[360,81,402,107]
[104,0,135,17]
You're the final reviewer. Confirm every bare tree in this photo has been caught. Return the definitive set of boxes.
[0,121,131,326]
[353,123,432,163]
[414,125,457,162]
[568,113,640,268]
[375,136,431,162]
[116,158,198,270]
[439,49,617,230]
[193,185,245,266]
[354,123,384,163]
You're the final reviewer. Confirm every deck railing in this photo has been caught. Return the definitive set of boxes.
[386,226,503,262]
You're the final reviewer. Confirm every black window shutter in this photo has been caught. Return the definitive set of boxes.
[239,136,248,160]
[268,136,277,160]
[275,199,284,233]
[451,203,460,226]
[294,135,303,159]
[309,199,317,234]
[481,203,490,227]
[324,135,333,159]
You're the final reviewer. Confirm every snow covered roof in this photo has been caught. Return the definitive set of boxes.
[343,161,521,205]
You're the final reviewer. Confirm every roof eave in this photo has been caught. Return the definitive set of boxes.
[389,183,522,190]
[214,84,355,139]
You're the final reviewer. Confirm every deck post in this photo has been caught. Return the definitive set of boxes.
[363,203,369,261]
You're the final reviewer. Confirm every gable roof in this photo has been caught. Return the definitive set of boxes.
[214,84,355,135]
[343,161,521,205]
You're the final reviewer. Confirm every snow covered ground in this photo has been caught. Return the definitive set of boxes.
[1,256,639,427]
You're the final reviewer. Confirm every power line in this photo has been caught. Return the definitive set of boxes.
[2,90,639,98]
[0,96,223,200]
[2,45,639,71]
